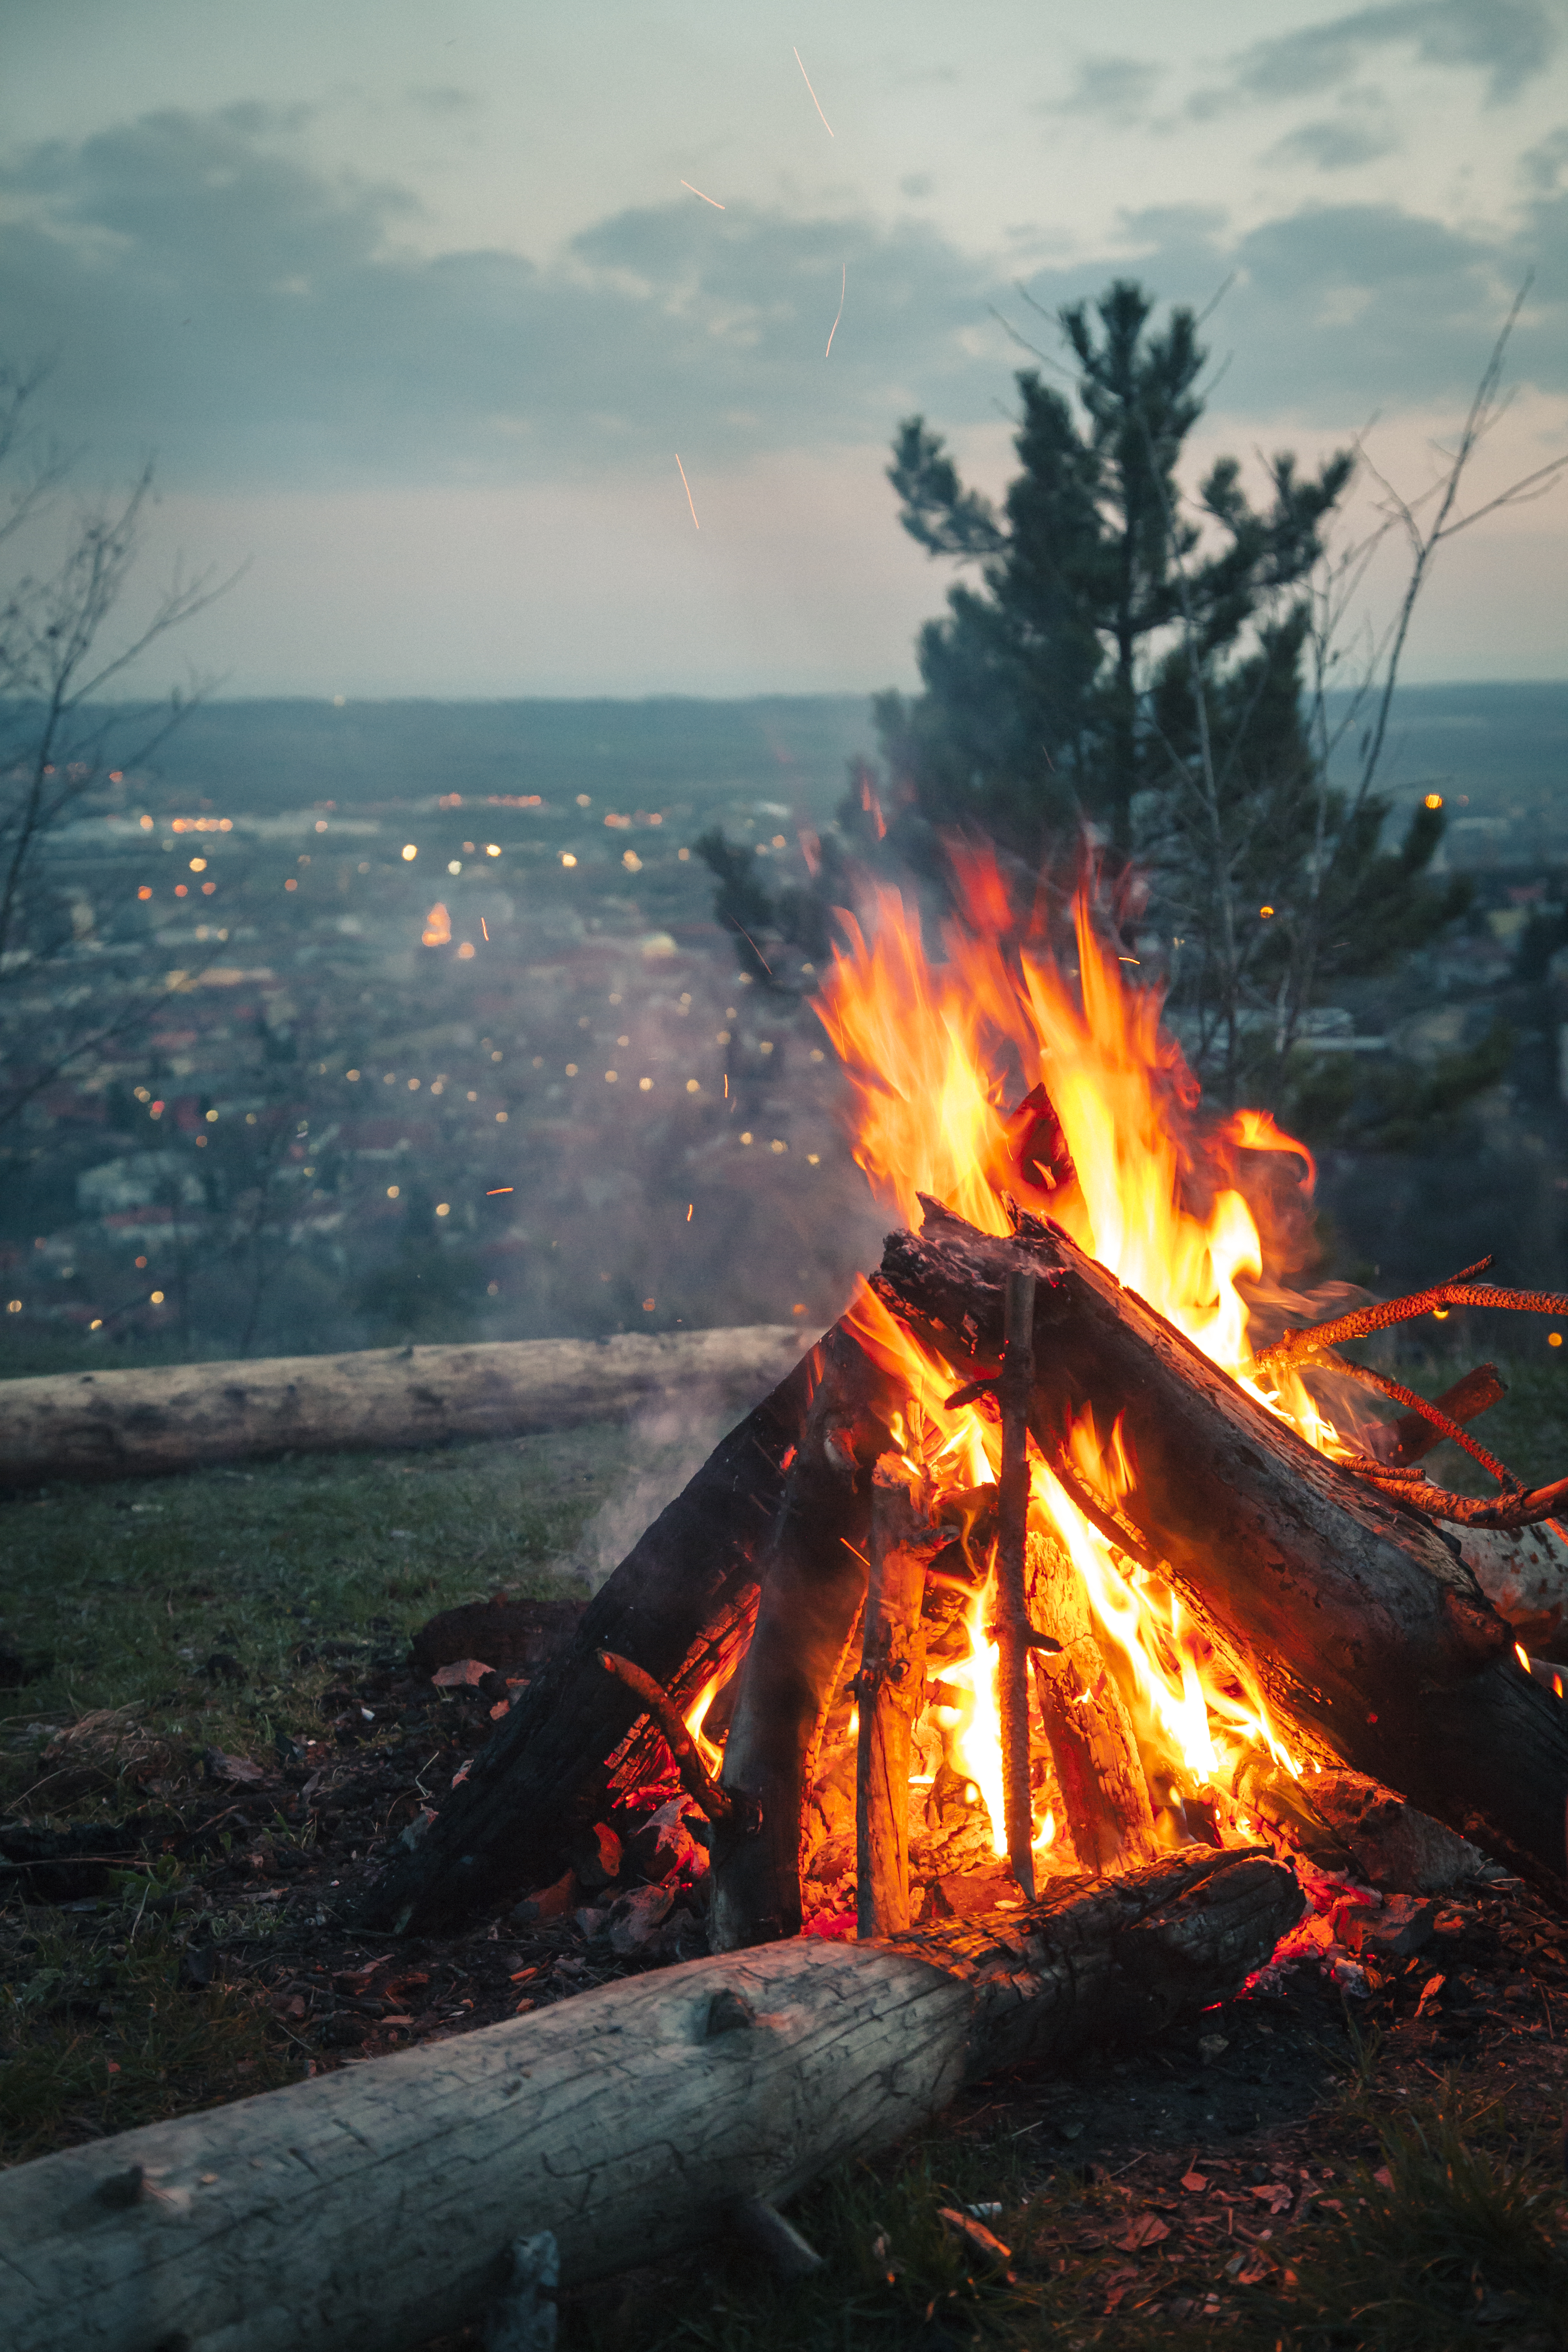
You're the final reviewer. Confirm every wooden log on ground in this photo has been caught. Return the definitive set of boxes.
[855,1461,933,1938]
[359,1346,818,1935]
[709,1327,894,1950]
[874,1201,1568,1879]
[1026,1531,1159,1875]
[0,1848,1300,2352]
[0,1327,811,1489]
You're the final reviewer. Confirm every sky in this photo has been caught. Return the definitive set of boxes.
[2,0,1565,697]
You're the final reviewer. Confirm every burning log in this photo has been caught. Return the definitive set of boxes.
[995,1270,1038,1897]
[0,1328,811,1489]
[2,1849,1299,2352]
[710,1328,896,1952]
[359,1346,818,1935]
[854,1462,936,1937]
[1026,1531,1158,1875]
[873,1200,1568,1879]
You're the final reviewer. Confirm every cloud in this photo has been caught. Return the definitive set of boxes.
[1191,0,1560,117]
[1011,197,1567,417]
[1048,54,1161,124]
[1264,114,1403,170]
[0,105,1561,507]
[0,108,989,487]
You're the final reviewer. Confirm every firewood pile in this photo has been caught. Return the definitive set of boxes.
[364,861,1568,1973]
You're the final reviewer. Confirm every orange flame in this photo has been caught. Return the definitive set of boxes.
[816,855,1318,1844]
[422,903,451,946]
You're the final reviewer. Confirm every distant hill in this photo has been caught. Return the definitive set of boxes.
[12,681,1565,847]
[1325,682,1568,814]
[55,694,879,817]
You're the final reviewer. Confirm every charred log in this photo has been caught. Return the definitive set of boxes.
[855,1462,935,1937]
[709,1328,895,1951]
[874,1200,1568,1880]
[1026,1531,1159,1875]
[358,1348,818,1935]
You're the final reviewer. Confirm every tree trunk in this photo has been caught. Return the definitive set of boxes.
[359,1346,818,1935]
[0,1849,1300,2352]
[0,1328,811,1489]
[875,1201,1568,1880]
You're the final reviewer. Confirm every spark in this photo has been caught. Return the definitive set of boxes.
[792,46,833,136]
[680,179,725,210]
[480,917,489,941]
[686,1203,694,1221]
[825,263,845,358]
[675,453,700,530]
[486,1187,513,1196]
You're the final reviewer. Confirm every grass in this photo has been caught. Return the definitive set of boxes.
[0,1426,628,1802]
[0,1426,628,2163]
[0,1880,296,2162]
[556,2080,1568,2352]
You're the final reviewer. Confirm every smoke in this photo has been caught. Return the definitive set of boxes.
[563,1393,744,1594]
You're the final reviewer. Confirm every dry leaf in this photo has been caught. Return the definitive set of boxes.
[1117,2213,1171,2251]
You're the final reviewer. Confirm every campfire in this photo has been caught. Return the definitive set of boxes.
[17,861,1568,2352]
[365,856,1568,1954]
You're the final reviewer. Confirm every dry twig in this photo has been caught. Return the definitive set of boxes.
[595,1651,758,1833]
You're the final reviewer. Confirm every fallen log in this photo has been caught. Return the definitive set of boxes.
[0,1847,1299,2352]
[874,1201,1568,1878]
[0,1326,810,1489]
[360,1344,818,1935]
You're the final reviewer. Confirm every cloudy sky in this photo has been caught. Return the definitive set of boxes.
[3,0,1565,696]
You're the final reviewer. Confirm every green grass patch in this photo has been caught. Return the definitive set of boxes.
[0,1880,296,2164]
[0,1427,627,1815]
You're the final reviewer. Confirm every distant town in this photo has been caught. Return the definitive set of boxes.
[2,684,1565,1370]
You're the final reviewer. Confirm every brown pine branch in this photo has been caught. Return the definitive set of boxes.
[1326,1356,1520,1491]
[596,1652,758,1833]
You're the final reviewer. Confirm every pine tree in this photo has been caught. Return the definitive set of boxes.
[876,281,1352,872]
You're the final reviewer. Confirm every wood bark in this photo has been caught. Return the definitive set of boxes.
[709,1328,893,1951]
[875,1201,1568,1880]
[359,1347,818,1935]
[855,1463,931,1938]
[0,1849,1300,2352]
[0,1328,811,1489]
[995,1271,1037,1897]
[1026,1531,1159,1875]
